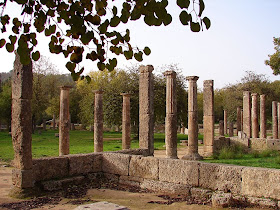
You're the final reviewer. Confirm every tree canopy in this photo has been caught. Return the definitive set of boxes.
[265,37,280,75]
[0,0,210,80]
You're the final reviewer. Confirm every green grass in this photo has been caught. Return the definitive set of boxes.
[204,146,280,169]
[0,130,192,162]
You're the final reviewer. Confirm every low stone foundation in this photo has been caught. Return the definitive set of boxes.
[23,149,280,208]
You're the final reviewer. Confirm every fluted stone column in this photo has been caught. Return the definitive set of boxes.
[260,95,266,138]
[203,80,214,156]
[236,107,242,134]
[59,86,72,156]
[229,122,234,137]
[224,110,228,135]
[164,71,177,159]
[121,93,131,150]
[243,91,251,138]
[219,120,224,136]
[182,76,202,160]
[52,114,56,129]
[278,102,280,139]
[11,53,33,189]
[139,65,154,156]
[94,90,104,152]
[251,93,259,138]
[272,101,278,139]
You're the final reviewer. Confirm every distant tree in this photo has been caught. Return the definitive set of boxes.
[0,0,210,79]
[0,81,12,130]
[265,37,280,75]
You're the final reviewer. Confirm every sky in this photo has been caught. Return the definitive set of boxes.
[1,0,280,89]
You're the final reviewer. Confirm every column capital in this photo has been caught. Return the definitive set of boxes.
[243,91,251,95]
[93,89,104,94]
[139,65,154,73]
[186,76,199,81]
[251,93,258,97]
[163,70,176,78]
[59,85,73,90]
[120,93,131,97]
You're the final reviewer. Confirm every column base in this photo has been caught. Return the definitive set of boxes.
[166,155,178,159]
[181,153,203,160]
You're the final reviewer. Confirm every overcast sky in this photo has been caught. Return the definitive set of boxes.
[1,0,280,89]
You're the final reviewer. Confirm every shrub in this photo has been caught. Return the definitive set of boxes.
[216,144,246,159]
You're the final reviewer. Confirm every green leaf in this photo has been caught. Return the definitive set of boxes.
[112,6,117,16]
[203,17,211,29]
[179,11,191,25]
[32,51,40,61]
[198,0,205,17]
[177,0,190,9]
[66,62,76,72]
[70,52,83,63]
[9,35,17,44]
[143,47,151,55]
[110,16,120,27]
[163,14,172,26]
[190,22,201,32]
[6,43,14,52]
[134,52,143,62]
[111,58,117,68]
[124,50,133,60]
[0,39,6,48]
[71,72,79,81]
[97,62,105,70]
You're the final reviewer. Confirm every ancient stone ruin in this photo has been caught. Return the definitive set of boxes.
[10,58,280,208]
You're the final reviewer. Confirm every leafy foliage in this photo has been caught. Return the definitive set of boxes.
[265,37,280,75]
[0,0,210,80]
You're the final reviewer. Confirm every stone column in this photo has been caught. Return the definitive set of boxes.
[243,91,251,138]
[182,76,202,160]
[59,86,72,156]
[272,101,278,139]
[52,114,56,129]
[251,93,259,138]
[260,94,266,138]
[121,93,131,150]
[236,107,242,134]
[224,110,228,135]
[219,120,224,136]
[241,110,243,131]
[139,65,154,156]
[180,126,185,134]
[229,122,234,137]
[94,90,104,152]
[11,53,33,189]
[278,102,280,139]
[203,80,214,156]
[164,71,177,159]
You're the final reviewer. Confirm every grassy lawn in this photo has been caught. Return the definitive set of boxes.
[0,130,190,162]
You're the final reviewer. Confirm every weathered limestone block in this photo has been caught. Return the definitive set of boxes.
[32,157,69,181]
[119,175,144,187]
[12,169,33,188]
[140,179,191,195]
[75,201,129,210]
[41,176,85,191]
[199,163,244,194]
[212,192,233,208]
[159,159,199,186]
[102,153,130,176]
[250,138,267,150]
[241,167,280,200]
[190,188,212,200]
[68,153,102,176]
[129,156,159,180]
[247,197,277,208]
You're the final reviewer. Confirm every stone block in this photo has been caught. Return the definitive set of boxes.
[159,159,199,186]
[119,175,143,187]
[102,153,130,176]
[41,176,85,191]
[68,153,102,176]
[129,156,159,180]
[140,179,191,195]
[190,188,212,200]
[247,197,277,208]
[12,169,33,188]
[212,192,233,208]
[199,163,244,194]
[74,201,129,210]
[241,167,280,200]
[33,157,69,181]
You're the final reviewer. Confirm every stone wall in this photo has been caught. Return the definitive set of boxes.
[32,151,280,203]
